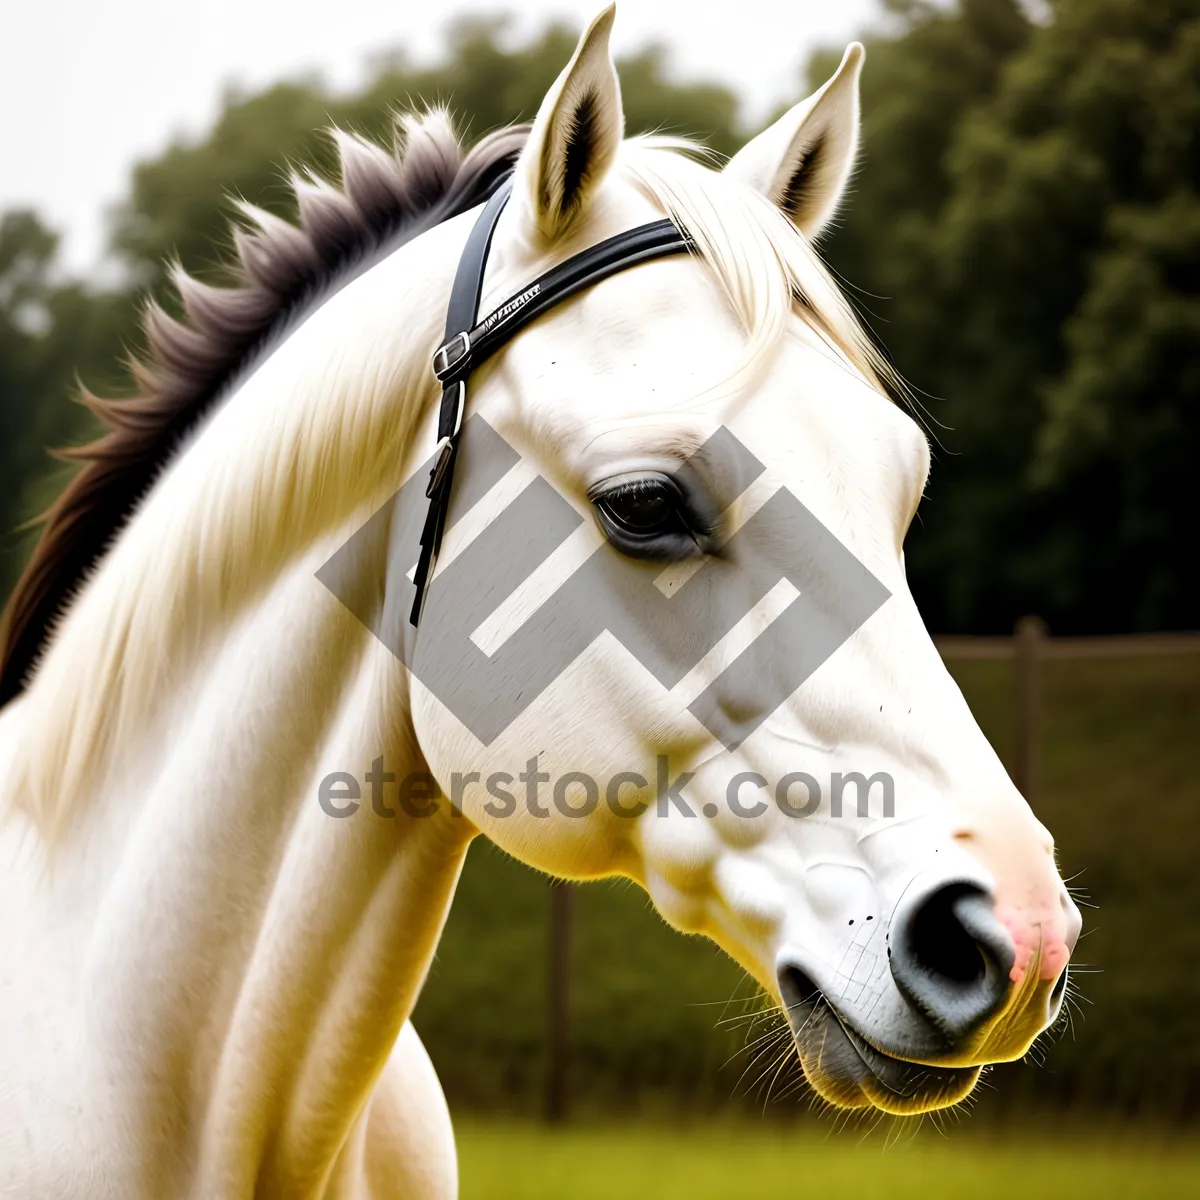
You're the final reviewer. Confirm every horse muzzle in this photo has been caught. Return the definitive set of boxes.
[775,878,1079,1113]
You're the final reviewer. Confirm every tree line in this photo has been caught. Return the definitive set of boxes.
[2,0,1196,632]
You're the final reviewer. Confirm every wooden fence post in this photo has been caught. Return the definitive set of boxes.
[545,879,572,1123]
[1014,616,1046,803]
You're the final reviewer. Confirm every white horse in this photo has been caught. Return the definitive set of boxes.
[0,8,1080,1197]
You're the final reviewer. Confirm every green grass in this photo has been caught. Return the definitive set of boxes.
[415,651,1200,1116]
[456,1120,1200,1199]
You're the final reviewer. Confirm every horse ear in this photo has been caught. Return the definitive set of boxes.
[516,5,624,240]
[725,43,864,239]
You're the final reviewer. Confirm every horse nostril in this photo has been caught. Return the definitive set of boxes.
[1050,967,1068,1002]
[889,882,1015,1043]
[778,964,822,1011]
[909,885,994,984]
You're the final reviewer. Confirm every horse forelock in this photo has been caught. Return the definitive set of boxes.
[0,113,530,709]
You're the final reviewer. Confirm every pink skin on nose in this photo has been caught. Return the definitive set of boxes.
[995,903,1071,985]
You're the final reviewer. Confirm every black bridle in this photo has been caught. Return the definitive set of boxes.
[410,177,695,626]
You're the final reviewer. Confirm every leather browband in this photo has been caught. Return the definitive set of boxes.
[410,177,694,625]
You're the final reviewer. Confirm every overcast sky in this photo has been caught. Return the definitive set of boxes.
[1,1,885,273]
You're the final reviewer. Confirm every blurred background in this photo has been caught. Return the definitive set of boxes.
[2,0,1197,1195]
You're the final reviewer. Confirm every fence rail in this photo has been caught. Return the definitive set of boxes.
[935,631,1200,660]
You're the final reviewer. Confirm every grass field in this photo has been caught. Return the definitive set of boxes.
[456,1120,1200,1199]
[415,651,1200,1115]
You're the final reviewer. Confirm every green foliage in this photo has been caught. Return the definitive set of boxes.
[816,0,1200,632]
[0,212,133,595]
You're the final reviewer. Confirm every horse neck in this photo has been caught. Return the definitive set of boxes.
[7,216,478,1194]
[37,534,472,1195]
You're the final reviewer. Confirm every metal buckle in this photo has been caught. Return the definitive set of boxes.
[426,437,455,498]
[432,330,471,380]
[425,382,466,498]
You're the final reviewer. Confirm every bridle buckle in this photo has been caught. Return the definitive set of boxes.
[425,437,455,499]
[432,330,471,381]
[425,381,466,499]
[411,176,692,628]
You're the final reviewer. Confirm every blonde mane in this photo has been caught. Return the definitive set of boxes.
[6,121,892,839]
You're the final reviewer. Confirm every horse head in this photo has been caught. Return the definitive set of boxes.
[400,7,1081,1114]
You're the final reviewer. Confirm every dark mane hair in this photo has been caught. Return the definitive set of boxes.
[0,114,529,706]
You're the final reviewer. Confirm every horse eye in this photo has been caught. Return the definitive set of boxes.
[597,480,681,536]
[590,474,708,561]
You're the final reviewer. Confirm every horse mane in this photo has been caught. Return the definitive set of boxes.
[4,121,895,840]
[0,112,528,707]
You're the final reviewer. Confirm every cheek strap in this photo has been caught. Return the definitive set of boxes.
[410,176,694,626]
